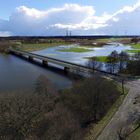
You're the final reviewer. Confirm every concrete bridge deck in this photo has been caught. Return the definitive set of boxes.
[9,49,123,79]
[9,49,94,73]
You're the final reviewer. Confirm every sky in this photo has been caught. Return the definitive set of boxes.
[0,0,140,36]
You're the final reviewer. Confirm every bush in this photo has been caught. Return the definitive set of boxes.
[61,76,120,127]
[0,93,54,140]
[0,41,12,53]
[0,76,121,140]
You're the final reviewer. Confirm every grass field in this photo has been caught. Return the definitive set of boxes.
[131,44,140,49]
[126,43,140,53]
[126,49,140,53]
[58,47,93,53]
[18,42,71,52]
[95,38,111,43]
[96,56,107,62]
[95,38,131,44]
[80,45,103,48]
[85,56,107,63]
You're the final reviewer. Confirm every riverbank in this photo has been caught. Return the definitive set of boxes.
[125,43,140,53]
[79,38,132,47]
[0,54,74,92]
[15,38,109,52]
[58,46,93,53]
[19,42,72,52]
[0,37,133,53]
[0,41,13,53]
[84,56,107,63]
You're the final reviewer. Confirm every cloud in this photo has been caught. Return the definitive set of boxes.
[0,31,12,37]
[6,4,96,36]
[0,1,140,36]
[98,0,140,35]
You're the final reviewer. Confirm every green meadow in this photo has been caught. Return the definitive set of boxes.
[131,43,140,49]
[85,56,107,63]
[58,47,93,53]
[126,49,140,53]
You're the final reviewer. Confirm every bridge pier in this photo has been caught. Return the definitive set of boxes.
[42,60,48,66]
[14,52,21,56]
[10,49,95,75]
[18,53,23,57]
[28,56,33,61]
[64,67,70,74]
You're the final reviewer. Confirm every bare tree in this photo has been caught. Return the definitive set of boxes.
[106,51,119,73]
[87,57,102,72]
[118,51,129,73]
[35,75,57,98]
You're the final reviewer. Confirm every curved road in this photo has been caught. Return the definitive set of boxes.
[97,79,140,140]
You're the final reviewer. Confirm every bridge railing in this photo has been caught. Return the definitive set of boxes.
[10,48,139,80]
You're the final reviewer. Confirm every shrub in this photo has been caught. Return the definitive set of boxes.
[61,76,120,127]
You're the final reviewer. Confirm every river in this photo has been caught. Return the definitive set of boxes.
[33,43,132,65]
[0,54,72,93]
[0,43,132,92]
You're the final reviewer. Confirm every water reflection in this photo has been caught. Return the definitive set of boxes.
[0,54,72,92]
[0,43,132,92]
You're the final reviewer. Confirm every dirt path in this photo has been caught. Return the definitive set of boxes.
[97,79,140,140]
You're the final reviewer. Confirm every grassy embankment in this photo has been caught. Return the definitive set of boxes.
[85,86,128,140]
[127,49,140,53]
[126,43,140,53]
[84,56,107,63]
[127,128,140,140]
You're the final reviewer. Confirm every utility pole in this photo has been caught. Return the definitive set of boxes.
[120,74,126,95]
[69,30,72,36]
[66,29,69,36]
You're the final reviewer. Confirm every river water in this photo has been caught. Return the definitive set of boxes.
[0,54,72,92]
[0,43,132,92]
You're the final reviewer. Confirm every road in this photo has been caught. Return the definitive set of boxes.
[97,79,140,140]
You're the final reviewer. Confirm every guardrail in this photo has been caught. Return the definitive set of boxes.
[10,49,137,79]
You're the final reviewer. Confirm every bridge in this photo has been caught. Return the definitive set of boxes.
[9,49,96,74]
[9,49,123,79]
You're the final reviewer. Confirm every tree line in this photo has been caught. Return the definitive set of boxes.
[87,51,140,76]
[0,75,121,140]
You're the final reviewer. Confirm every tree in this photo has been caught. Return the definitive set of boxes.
[131,37,139,44]
[0,40,12,53]
[87,57,102,72]
[0,93,53,139]
[106,51,119,73]
[118,51,129,73]
[35,75,57,98]
[61,76,120,127]
[127,53,140,75]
